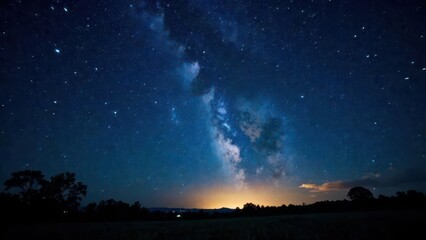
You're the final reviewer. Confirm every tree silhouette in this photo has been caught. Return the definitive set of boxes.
[43,172,87,211]
[3,170,87,217]
[242,202,259,215]
[4,170,47,205]
[347,186,373,201]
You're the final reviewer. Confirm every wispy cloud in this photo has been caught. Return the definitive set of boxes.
[299,174,380,193]
[300,167,426,193]
[300,181,351,193]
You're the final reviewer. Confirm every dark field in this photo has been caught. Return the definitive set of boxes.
[3,210,424,240]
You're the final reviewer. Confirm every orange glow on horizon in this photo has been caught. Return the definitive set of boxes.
[186,184,304,209]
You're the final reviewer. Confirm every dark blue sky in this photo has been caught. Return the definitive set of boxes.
[1,0,426,208]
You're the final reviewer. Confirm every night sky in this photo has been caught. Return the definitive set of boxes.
[1,0,426,208]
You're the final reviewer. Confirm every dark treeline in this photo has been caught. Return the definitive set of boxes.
[1,170,426,223]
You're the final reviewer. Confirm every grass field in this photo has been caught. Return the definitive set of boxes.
[3,210,424,240]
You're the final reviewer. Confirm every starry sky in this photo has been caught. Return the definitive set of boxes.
[1,0,426,208]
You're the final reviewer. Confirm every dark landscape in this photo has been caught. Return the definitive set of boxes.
[1,170,426,239]
[3,210,425,240]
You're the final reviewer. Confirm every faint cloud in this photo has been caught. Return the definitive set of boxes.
[299,174,381,193]
[299,181,348,193]
[300,168,426,194]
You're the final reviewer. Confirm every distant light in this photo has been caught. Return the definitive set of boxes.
[64,7,68,12]
[404,77,409,80]
[176,214,181,218]
[54,48,61,54]
[300,95,304,99]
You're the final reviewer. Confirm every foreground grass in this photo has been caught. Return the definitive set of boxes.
[3,210,424,240]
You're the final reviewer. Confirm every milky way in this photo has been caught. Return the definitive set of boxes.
[1,0,426,207]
